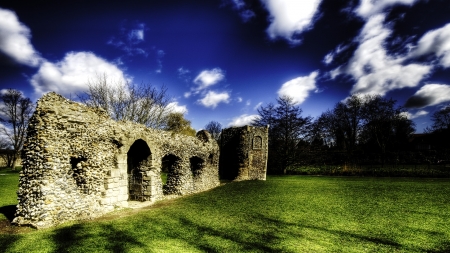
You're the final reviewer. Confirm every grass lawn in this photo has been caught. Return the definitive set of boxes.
[1,172,449,252]
[0,168,20,223]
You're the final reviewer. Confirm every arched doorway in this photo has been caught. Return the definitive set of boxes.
[127,139,152,201]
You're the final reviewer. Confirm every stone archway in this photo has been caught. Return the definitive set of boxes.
[127,139,152,201]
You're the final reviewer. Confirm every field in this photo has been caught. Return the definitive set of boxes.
[1,168,449,252]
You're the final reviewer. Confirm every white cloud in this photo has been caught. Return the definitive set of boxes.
[128,29,144,42]
[405,84,450,108]
[198,91,230,108]
[409,23,450,68]
[323,52,334,65]
[402,110,428,120]
[193,68,225,91]
[0,8,41,66]
[184,92,192,98]
[260,0,322,44]
[167,101,188,114]
[355,0,419,19]
[331,14,431,97]
[253,102,263,110]
[237,97,243,103]
[30,51,128,99]
[228,114,260,127]
[277,71,319,105]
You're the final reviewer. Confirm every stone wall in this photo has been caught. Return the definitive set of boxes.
[219,125,269,181]
[13,92,220,228]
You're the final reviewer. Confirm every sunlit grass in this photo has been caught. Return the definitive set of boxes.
[0,167,20,222]
[1,175,449,252]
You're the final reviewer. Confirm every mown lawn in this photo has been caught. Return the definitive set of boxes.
[1,171,449,252]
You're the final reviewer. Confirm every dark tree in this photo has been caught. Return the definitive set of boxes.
[429,105,450,131]
[204,121,222,142]
[360,95,415,155]
[312,94,364,152]
[253,96,312,174]
[425,105,450,149]
[0,89,34,170]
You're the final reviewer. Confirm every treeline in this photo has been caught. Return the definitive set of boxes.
[252,95,450,176]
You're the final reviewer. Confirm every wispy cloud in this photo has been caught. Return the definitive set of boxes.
[323,44,349,65]
[225,0,255,22]
[355,0,420,19]
[155,50,165,73]
[0,8,42,66]
[260,0,323,44]
[30,51,128,99]
[198,90,230,108]
[405,84,450,108]
[108,21,148,57]
[228,114,260,127]
[330,14,431,97]
[177,67,191,82]
[277,71,319,105]
[402,110,428,120]
[253,102,263,110]
[409,23,450,68]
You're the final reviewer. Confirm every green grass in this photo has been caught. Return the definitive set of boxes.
[0,167,20,222]
[1,174,449,252]
[161,172,167,185]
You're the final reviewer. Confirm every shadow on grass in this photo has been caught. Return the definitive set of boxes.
[52,223,146,252]
[253,214,403,249]
[0,205,16,222]
[429,242,450,253]
[176,216,285,253]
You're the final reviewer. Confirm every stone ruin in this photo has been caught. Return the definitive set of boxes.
[12,92,220,228]
[12,92,268,228]
[219,125,269,181]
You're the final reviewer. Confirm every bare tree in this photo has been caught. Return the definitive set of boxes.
[80,73,172,129]
[0,89,34,170]
[253,96,312,174]
[313,94,365,152]
[204,121,222,142]
[0,137,13,167]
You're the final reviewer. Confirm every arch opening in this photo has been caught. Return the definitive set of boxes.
[127,139,152,201]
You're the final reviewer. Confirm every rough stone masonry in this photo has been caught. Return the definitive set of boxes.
[12,92,268,228]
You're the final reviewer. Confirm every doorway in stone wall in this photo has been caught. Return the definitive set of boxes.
[190,156,204,179]
[127,139,152,201]
[161,154,181,195]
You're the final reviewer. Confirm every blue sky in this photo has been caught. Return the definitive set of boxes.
[1,0,450,132]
